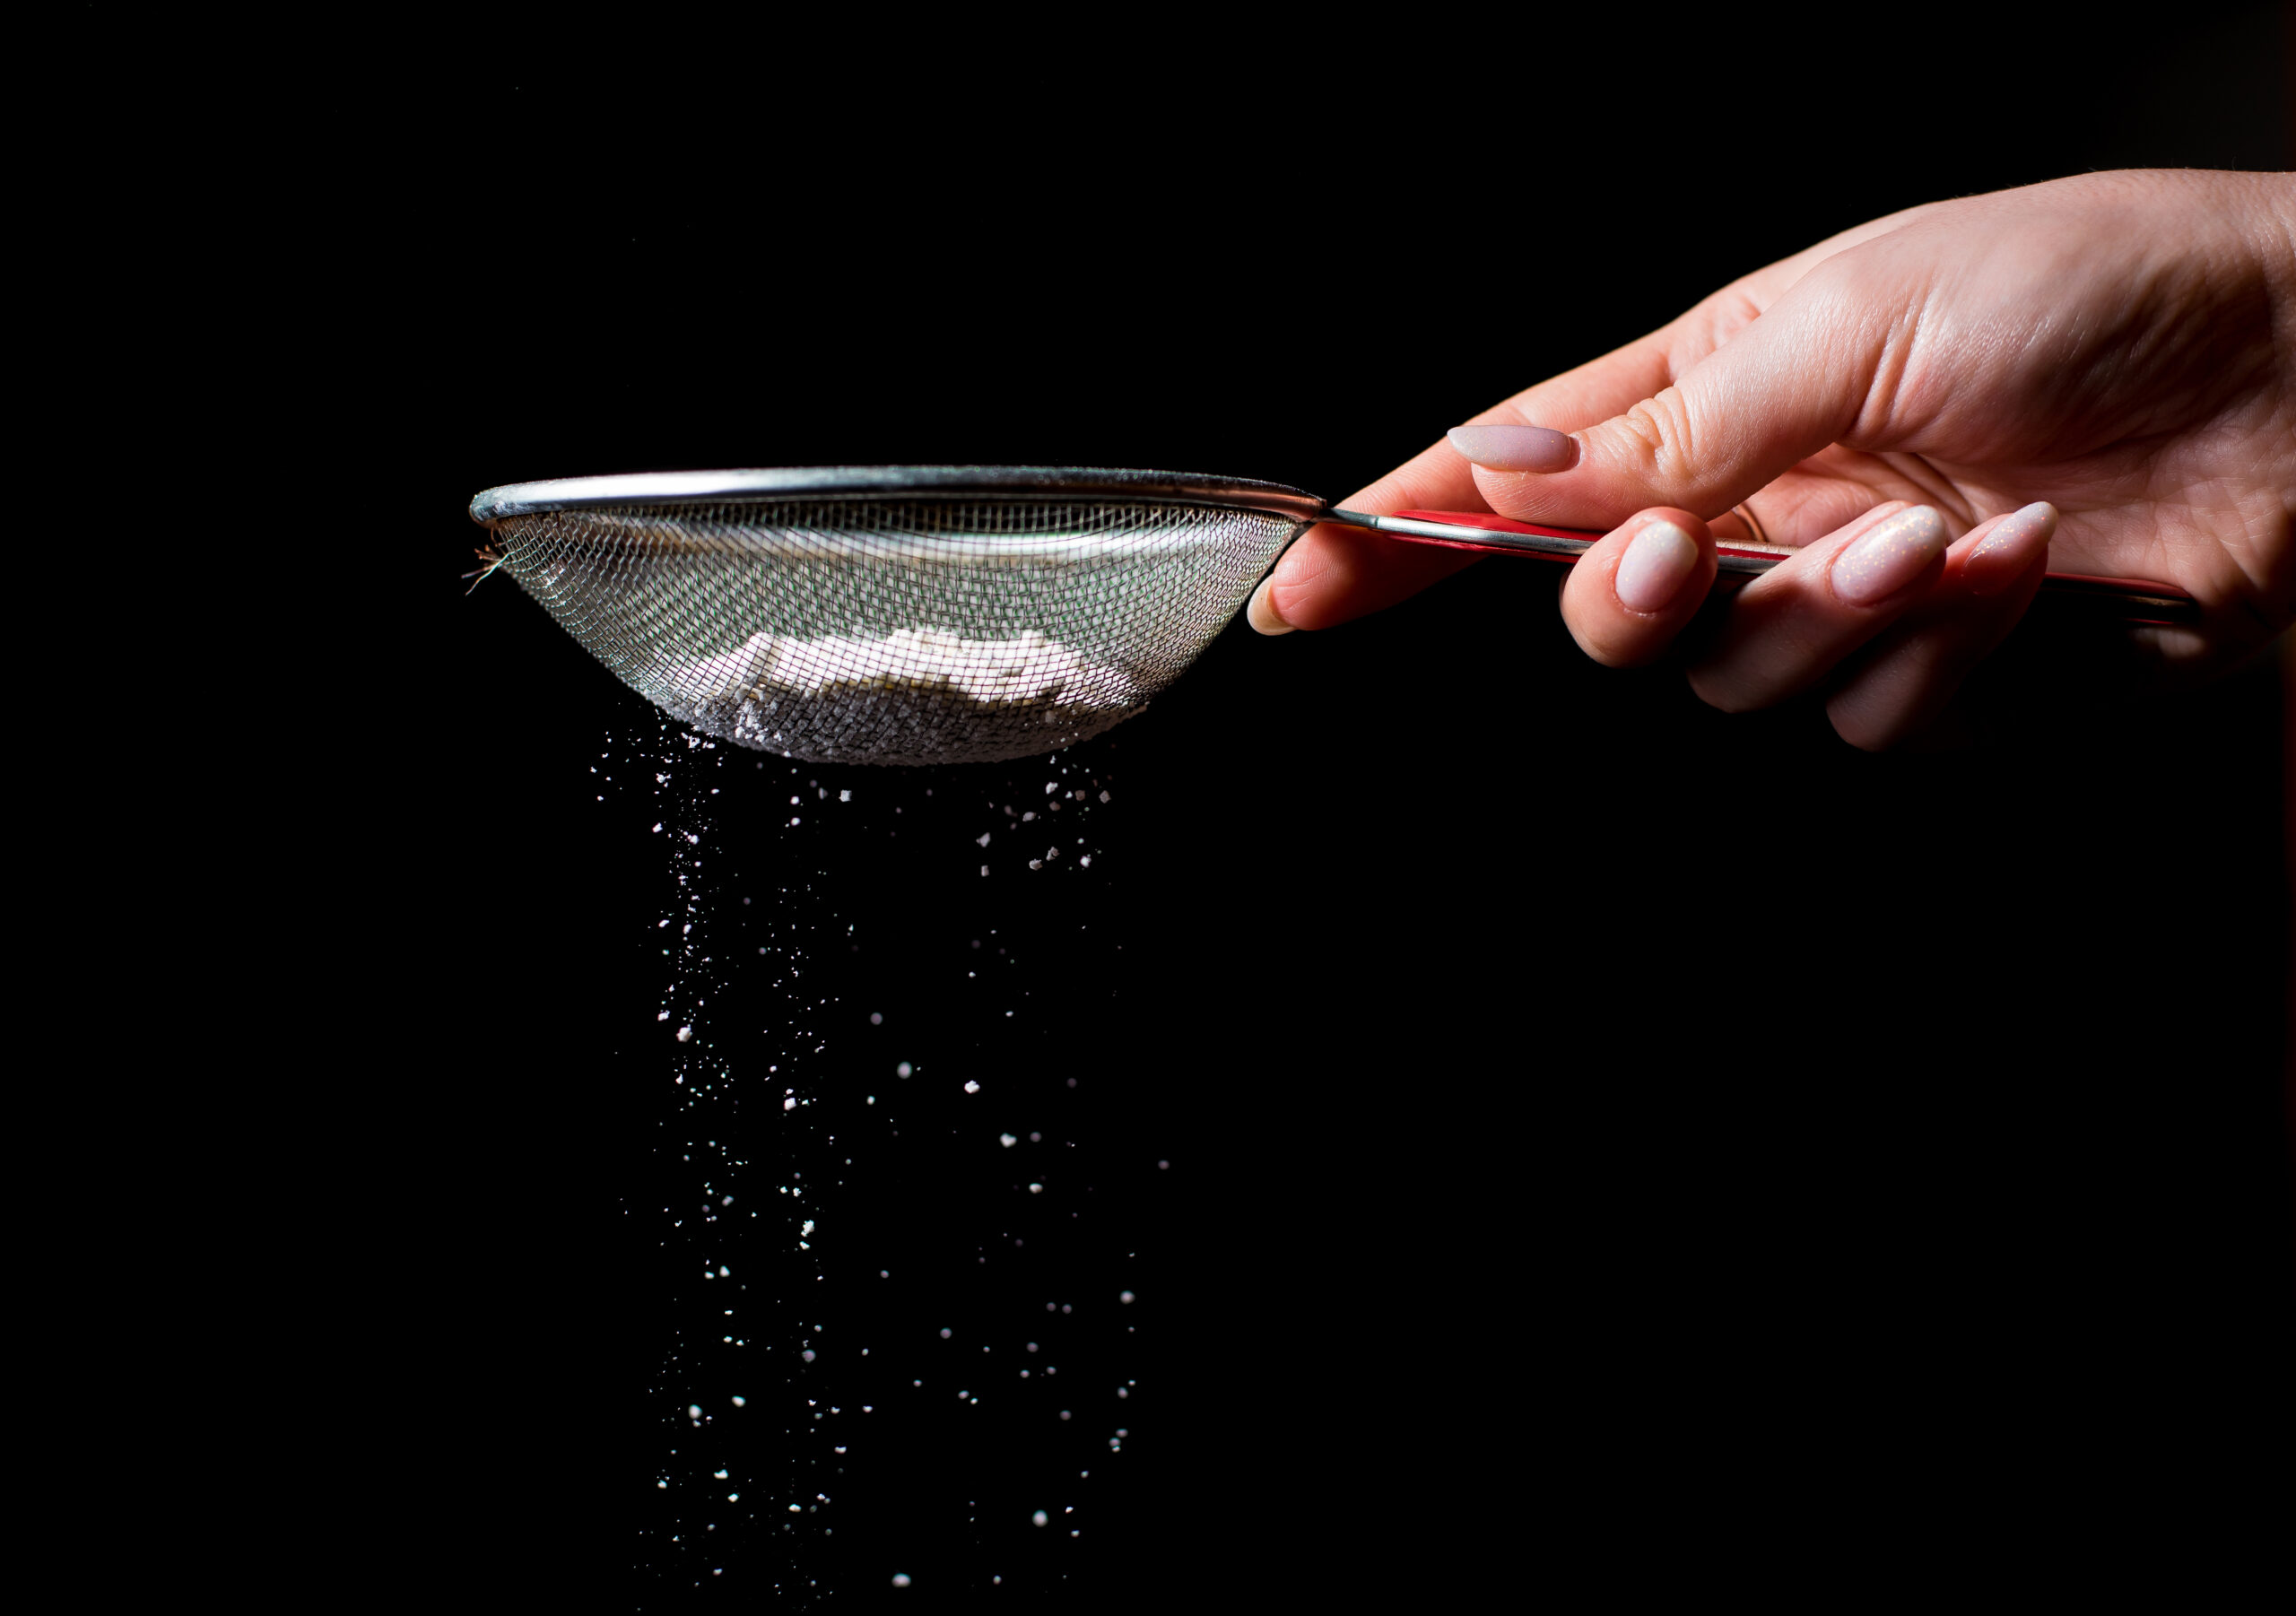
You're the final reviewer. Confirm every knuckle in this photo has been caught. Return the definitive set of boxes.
[1614,388,1700,478]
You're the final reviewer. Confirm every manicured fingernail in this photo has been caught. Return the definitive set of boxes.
[1831,505,1950,605]
[1446,423,1576,473]
[1613,519,1699,613]
[1961,501,2058,596]
[1246,576,1295,635]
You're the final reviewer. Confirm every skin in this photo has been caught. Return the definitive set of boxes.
[1248,170,2296,749]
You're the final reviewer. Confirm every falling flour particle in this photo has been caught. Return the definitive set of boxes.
[963,1080,980,1094]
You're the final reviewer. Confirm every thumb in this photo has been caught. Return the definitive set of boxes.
[1461,271,1888,531]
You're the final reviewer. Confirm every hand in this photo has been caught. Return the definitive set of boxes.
[1248,170,2296,748]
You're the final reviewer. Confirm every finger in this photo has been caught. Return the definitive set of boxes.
[1705,462,1900,552]
[1558,508,1718,667]
[1822,502,2057,749]
[1455,260,1900,534]
[1687,503,1953,712]
[1248,438,1496,634]
[1252,203,1943,635]
[1465,199,1964,549]
[1250,343,1709,634]
[1463,198,1936,470]
[1255,295,1765,634]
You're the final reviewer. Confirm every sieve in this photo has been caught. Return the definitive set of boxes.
[470,465,2198,767]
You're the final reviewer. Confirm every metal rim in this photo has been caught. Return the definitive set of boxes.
[469,466,1330,526]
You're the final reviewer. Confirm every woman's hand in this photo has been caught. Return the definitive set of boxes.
[1248,170,2296,747]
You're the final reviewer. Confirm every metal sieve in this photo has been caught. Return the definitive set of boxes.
[469,465,2197,767]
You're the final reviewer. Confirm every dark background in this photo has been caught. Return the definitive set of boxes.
[314,11,2295,1607]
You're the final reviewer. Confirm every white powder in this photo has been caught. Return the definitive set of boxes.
[674,627,1107,703]
[649,627,1143,765]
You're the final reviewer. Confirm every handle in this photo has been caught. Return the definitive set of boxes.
[1327,508,2199,627]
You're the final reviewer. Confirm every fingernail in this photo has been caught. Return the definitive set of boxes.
[1831,506,1950,605]
[1613,520,1699,613]
[1446,423,1576,473]
[1246,576,1295,635]
[1961,501,2058,596]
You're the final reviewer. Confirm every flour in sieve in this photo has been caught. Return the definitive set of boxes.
[649,628,1145,765]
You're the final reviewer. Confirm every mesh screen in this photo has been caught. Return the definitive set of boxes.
[495,499,1304,765]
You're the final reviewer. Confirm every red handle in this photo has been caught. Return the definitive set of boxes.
[1387,509,2198,626]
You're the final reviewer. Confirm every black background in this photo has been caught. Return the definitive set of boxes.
[304,11,2296,1608]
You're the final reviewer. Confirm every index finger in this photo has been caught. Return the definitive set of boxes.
[1253,343,1686,633]
[1251,211,1941,635]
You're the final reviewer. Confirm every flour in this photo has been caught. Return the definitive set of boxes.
[650,627,1144,766]
[673,627,1107,704]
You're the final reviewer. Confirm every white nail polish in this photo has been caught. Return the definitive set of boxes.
[1613,521,1698,613]
[1832,507,1949,605]
[1963,501,2057,596]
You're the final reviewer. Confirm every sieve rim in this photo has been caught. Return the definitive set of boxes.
[469,465,1328,526]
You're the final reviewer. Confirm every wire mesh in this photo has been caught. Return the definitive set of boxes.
[494,498,1304,764]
